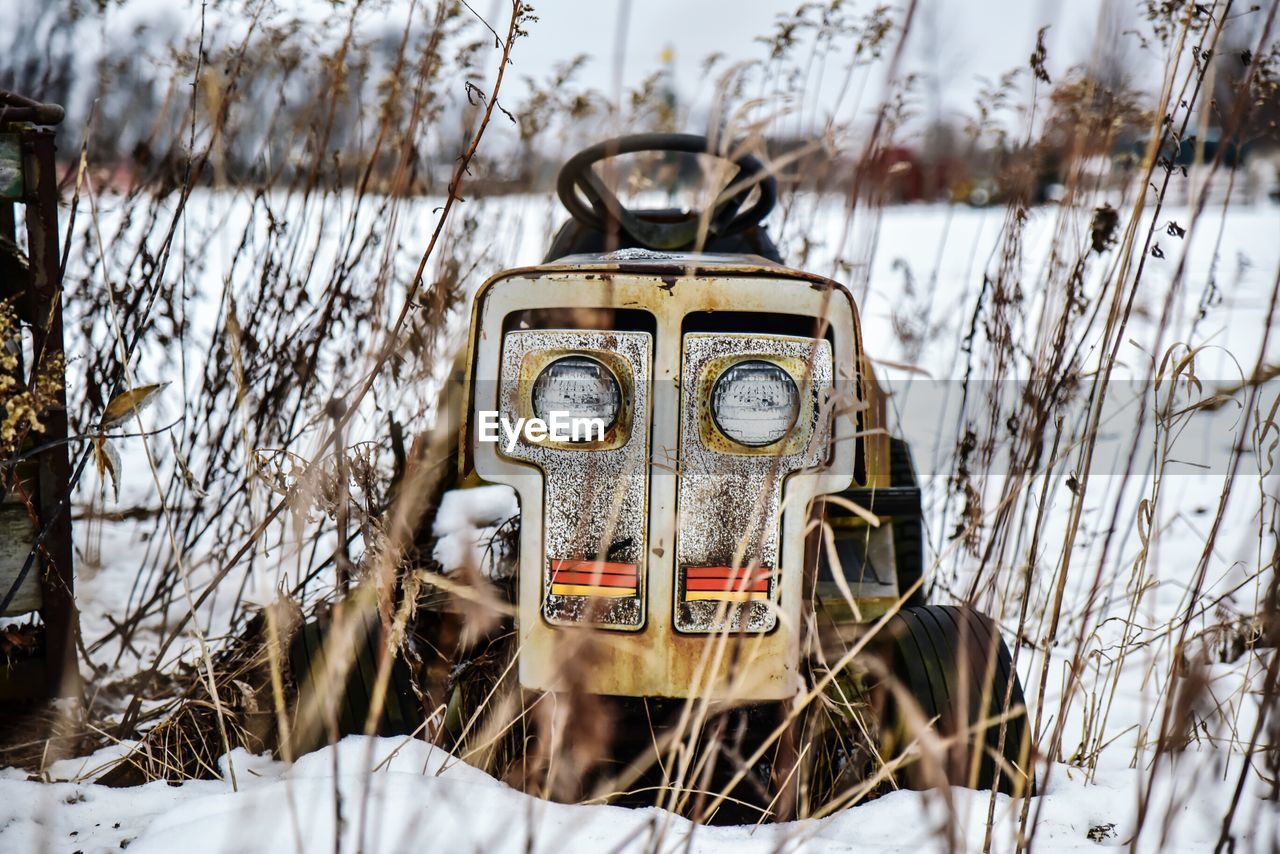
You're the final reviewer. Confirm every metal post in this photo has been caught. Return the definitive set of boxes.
[24,127,80,700]
[1,91,79,702]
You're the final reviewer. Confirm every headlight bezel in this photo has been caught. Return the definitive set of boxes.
[513,345,636,452]
[708,358,801,448]
[530,353,623,439]
[696,351,821,455]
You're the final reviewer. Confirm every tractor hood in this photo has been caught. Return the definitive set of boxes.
[459,256,886,701]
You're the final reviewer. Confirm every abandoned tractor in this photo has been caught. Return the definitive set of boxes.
[291,134,1033,821]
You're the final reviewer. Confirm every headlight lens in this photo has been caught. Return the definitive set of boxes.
[711,360,799,447]
[531,355,621,435]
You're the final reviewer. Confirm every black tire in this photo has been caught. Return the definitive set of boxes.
[288,608,422,754]
[888,437,926,607]
[872,604,1033,795]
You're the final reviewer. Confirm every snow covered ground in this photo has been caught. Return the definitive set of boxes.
[4,191,1278,851]
[2,734,1272,853]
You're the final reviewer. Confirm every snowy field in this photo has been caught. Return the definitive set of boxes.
[0,735,1262,853]
[3,191,1278,852]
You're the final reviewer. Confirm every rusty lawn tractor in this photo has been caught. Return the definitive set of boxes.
[288,133,1034,822]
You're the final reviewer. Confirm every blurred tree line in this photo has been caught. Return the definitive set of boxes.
[3,0,1277,201]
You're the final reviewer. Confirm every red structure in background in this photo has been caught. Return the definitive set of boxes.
[865,145,975,204]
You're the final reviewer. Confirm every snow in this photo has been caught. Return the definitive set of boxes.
[601,248,680,260]
[431,485,519,578]
[3,189,1277,850]
[1,735,1274,852]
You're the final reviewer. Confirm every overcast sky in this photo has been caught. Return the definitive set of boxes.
[504,0,1127,127]
[4,0,1178,150]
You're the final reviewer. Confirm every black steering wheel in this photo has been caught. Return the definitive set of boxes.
[555,133,778,251]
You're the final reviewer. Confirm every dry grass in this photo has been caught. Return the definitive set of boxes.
[1,0,1277,850]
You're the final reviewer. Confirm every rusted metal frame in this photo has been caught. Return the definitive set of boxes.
[0,91,66,127]
[27,128,79,698]
[0,117,80,699]
[0,200,14,241]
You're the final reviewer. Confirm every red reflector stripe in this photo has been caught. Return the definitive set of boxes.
[683,566,771,580]
[685,578,769,592]
[550,559,637,577]
[550,571,637,587]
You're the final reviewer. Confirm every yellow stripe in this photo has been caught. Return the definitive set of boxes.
[551,583,635,598]
[684,591,769,603]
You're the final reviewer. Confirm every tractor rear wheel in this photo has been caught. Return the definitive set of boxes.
[871,604,1033,795]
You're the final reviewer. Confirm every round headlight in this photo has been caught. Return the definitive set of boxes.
[711,360,799,447]
[531,355,621,436]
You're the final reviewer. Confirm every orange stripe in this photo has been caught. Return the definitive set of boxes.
[686,578,769,592]
[550,570,637,587]
[550,559,637,577]
[684,566,771,580]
